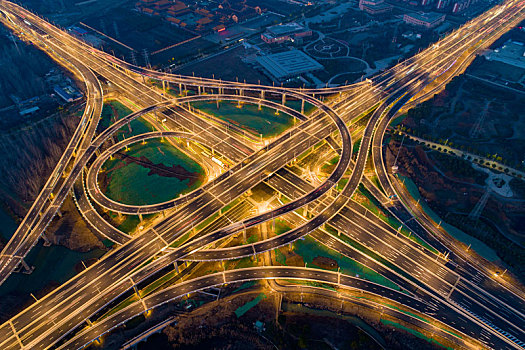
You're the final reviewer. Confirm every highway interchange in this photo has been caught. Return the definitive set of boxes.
[0,0,524,348]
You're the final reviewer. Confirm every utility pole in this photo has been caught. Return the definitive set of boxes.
[143,49,151,69]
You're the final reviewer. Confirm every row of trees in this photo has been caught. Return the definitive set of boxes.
[0,34,55,108]
[395,125,525,172]
[0,112,78,214]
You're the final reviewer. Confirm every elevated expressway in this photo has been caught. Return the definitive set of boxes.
[0,0,524,349]
[0,10,104,286]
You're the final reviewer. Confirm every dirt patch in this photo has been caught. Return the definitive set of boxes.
[45,196,104,252]
[312,256,338,270]
[116,152,202,186]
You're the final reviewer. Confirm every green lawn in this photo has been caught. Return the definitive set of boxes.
[396,174,498,262]
[291,235,402,291]
[191,101,294,138]
[102,138,204,206]
[381,319,454,350]
[234,293,267,318]
[355,185,438,254]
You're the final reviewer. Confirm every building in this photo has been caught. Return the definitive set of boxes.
[69,26,87,37]
[486,40,525,69]
[261,22,312,44]
[54,86,82,103]
[19,106,39,116]
[359,0,393,14]
[452,0,470,13]
[256,50,323,81]
[436,0,449,10]
[403,12,445,29]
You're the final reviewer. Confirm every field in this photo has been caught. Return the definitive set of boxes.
[101,138,205,206]
[176,46,271,85]
[97,100,205,206]
[470,58,525,83]
[81,6,195,65]
[191,100,294,138]
[273,232,403,292]
[401,73,525,169]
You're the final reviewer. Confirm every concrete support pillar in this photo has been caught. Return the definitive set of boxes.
[301,99,305,114]
[243,230,247,244]
[41,233,51,246]
[281,93,286,106]
[178,83,182,95]
[21,259,34,274]
[174,262,179,273]
[198,86,201,95]
[162,80,166,93]
[139,213,143,222]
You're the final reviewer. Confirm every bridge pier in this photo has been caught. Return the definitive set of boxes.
[20,258,34,274]
[242,229,246,244]
[178,83,182,95]
[301,99,305,114]
[197,86,201,95]
[281,93,286,106]
[174,262,179,273]
[41,233,51,246]
[139,214,143,222]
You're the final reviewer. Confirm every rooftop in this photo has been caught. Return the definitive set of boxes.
[267,22,307,36]
[488,40,525,69]
[406,12,445,23]
[256,50,323,80]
